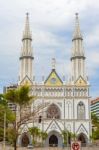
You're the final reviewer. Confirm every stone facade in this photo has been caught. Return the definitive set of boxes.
[17,13,91,147]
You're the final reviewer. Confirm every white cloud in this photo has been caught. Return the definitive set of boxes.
[0,0,99,98]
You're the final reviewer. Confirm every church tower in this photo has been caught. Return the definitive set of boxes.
[71,13,86,82]
[19,13,34,84]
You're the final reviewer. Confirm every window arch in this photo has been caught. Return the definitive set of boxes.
[47,103,61,119]
[77,101,85,119]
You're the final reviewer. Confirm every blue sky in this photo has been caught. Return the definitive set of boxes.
[0,0,99,98]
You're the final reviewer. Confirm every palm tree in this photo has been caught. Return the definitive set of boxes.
[40,131,48,146]
[4,84,35,150]
[70,132,77,141]
[61,130,68,145]
[61,130,76,146]
[29,127,40,145]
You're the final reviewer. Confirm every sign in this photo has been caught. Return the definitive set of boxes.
[71,141,81,150]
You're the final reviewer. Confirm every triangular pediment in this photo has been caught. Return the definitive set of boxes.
[76,124,88,135]
[20,75,33,85]
[75,76,87,86]
[19,124,29,133]
[45,119,62,132]
[44,69,63,86]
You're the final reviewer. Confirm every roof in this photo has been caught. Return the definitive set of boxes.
[91,97,99,104]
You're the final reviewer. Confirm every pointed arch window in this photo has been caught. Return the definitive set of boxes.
[47,103,61,119]
[77,101,85,119]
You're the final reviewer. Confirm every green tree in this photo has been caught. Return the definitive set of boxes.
[91,113,99,128]
[29,126,40,145]
[61,130,69,145]
[61,130,76,146]
[40,131,48,146]
[0,94,15,141]
[4,85,34,150]
[91,113,99,141]
[29,127,48,146]
[7,128,17,145]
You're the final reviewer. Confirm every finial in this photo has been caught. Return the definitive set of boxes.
[75,13,79,23]
[52,58,56,70]
[26,12,29,17]
[75,12,79,22]
[75,12,78,18]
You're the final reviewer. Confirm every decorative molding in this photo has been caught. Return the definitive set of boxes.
[76,124,88,135]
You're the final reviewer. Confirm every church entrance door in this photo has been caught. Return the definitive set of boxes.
[49,134,58,147]
[21,133,29,147]
[78,133,87,146]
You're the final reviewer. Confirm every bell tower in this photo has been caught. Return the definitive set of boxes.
[19,13,34,84]
[71,13,86,82]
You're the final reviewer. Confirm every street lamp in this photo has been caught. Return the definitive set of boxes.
[3,111,6,150]
[0,96,6,150]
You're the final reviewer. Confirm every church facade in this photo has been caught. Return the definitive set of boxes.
[17,13,91,147]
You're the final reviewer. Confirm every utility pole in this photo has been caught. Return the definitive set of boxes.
[3,111,6,150]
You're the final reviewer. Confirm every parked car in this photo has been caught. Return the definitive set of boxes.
[27,144,34,149]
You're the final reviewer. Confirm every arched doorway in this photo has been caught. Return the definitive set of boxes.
[44,131,63,147]
[21,133,29,147]
[49,135,58,147]
[78,133,87,146]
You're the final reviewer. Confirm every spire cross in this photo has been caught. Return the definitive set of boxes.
[26,12,29,17]
[75,13,79,25]
[52,58,56,70]
[75,12,79,19]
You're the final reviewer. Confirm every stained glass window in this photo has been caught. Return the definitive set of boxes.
[77,101,85,119]
[47,104,60,119]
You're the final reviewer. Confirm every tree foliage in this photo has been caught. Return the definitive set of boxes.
[91,113,99,140]
[40,131,48,141]
[91,113,99,128]
[4,85,33,106]
[29,126,40,144]
[29,127,48,145]
[7,128,17,145]
[1,85,35,150]
[0,94,15,141]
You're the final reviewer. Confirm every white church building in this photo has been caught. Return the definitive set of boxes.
[15,13,91,147]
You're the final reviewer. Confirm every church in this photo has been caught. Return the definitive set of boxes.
[15,13,91,147]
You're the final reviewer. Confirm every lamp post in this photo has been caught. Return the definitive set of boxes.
[42,77,44,148]
[3,111,6,150]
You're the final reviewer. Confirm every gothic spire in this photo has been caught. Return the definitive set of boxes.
[19,13,33,84]
[22,12,32,40]
[71,13,86,82]
[72,13,83,41]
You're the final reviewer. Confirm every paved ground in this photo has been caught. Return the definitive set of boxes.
[0,145,99,150]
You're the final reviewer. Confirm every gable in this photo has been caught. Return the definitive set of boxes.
[76,124,88,135]
[45,119,62,132]
[75,76,87,86]
[44,70,63,86]
[20,75,33,86]
[19,124,29,134]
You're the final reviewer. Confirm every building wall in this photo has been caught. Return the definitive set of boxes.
[91,98,99,118]
[18,85,91,146]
